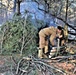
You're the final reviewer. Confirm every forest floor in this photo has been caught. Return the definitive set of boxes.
[0,42,76,75]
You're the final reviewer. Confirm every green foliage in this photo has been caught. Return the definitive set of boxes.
[1,15,38,56]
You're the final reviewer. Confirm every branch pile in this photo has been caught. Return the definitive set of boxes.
[14,55,76,75]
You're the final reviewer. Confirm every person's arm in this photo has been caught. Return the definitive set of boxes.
[59,35,63,38]
[50,34,56,46]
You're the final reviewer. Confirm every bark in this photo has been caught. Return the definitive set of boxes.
[16,0,22,15]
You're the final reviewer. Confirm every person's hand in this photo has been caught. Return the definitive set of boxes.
[59,35,62,38]
[56,34,62,38]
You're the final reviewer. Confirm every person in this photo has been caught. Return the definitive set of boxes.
[59,29,65,46]
[38,26,65,58]
[56,26,65,46]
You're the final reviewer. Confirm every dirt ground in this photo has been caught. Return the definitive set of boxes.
[48,58,76,75]
[0,55,76,75]
[0,42,76,75]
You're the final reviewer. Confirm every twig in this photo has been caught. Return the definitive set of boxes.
[21,72,24,75]
[23,36,34,48]
[51,54,76,62]
[20,15,27,56]
[34,60,66,74]
[46,67,56,75]
[20,33,25,56]
[16,59,23,74]
[73,67,76,74]
[56,38,60,56]
[0,29,4,54]
[15,55,70,75]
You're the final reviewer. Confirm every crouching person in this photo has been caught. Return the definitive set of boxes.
[38,26,63,58]
[49,26,66,58]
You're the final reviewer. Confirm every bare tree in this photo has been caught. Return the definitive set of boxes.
[32,0,76,40]
[16,0,22,15]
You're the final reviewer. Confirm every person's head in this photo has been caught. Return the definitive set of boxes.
[57,26,62,34]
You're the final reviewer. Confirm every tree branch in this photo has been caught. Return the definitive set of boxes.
[50,13,76,31]
[34,0,76,31]
[68,31,76,35]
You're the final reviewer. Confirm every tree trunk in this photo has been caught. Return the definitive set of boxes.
[16,0,22,15]
[13,0,16,12]
[64,0,69,42]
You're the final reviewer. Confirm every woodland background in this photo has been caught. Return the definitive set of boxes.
[0,0,76,75]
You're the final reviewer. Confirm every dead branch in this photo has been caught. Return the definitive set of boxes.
[0,29,5,54]
[34,0,76,31]
[20,15,27,56]
[68,31,76,35]
[23,36,34,48]
[51,54,76,62]
[16,59,23,74]
[73,67,76,74]
[15,56,67,75]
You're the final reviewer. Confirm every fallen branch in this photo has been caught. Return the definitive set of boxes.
[51,54,76,62]
[15,56,67,75]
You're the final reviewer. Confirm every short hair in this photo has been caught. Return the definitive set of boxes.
[57,26,62,30]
